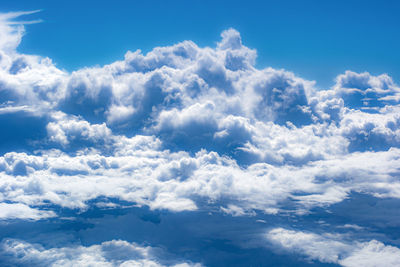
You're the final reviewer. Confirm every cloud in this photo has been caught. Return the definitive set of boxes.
[1,10,400,266]
[46,112,113,147]
[0,239,201,266]
[0,142,399,217]
[0,11,40,53]
[340,240,400,267]
[266,227,400,267]
[0,203,55,220]
[0,11,399,225]
[333,71,400,109]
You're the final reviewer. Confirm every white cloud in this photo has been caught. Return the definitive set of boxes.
[0,143,399,217]
[0,203,55,220]
[46,112,113,146]
[1,11,400,265]
[220,204,256,217]
[0,239,201,267]
[266,228,400,267]
[340,240,400,267]
[0,10,41,54]
[0,11,399,225]
[334,71,400,109]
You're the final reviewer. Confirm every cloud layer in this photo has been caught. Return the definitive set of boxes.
[0,239,200,266]
[1,11,400,266]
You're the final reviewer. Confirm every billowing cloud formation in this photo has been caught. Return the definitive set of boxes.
[0,239,201,266]
[1,144,400,218]
[0,11,400,220]
[267,228,400,267]
[1,10,400,266]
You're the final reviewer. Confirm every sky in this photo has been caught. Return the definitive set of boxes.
[1,1,400,267]
[1,0,400,88]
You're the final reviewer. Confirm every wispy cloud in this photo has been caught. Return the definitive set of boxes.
[0,10,42,23]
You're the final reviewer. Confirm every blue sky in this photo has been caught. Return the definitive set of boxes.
[1,2,400,267]
[2,0,400,88]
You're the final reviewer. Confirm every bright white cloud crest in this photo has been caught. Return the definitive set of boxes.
[1,11,400,266]
[267,228,400,267]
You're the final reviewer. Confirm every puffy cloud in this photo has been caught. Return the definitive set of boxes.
[266,227,400,267]
[0,239,201,266]
[46,112,113,147]
[2,10,400,265]
[334,71,400,109]
[340,240,400,267]
[58,68,114,123]
[337,107,400,152]
[0,203,55,220]
[220,204,256,217]
[0,10,399,234]
[115,40,199,74]
[0,142,399,217]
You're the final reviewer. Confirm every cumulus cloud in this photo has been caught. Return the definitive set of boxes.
[334,71,400,109]
[0,11,399,223]
[266,227,400,267]
[0,203,55,220]
[1,10,400,266]
[0,142,399,216]
[0,239,201,266]
[46,112,113,147]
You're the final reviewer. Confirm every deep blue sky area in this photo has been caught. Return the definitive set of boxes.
[1,0,400,88]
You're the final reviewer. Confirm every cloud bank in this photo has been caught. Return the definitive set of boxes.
[1,11,400,266]
[0,239,201,267]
